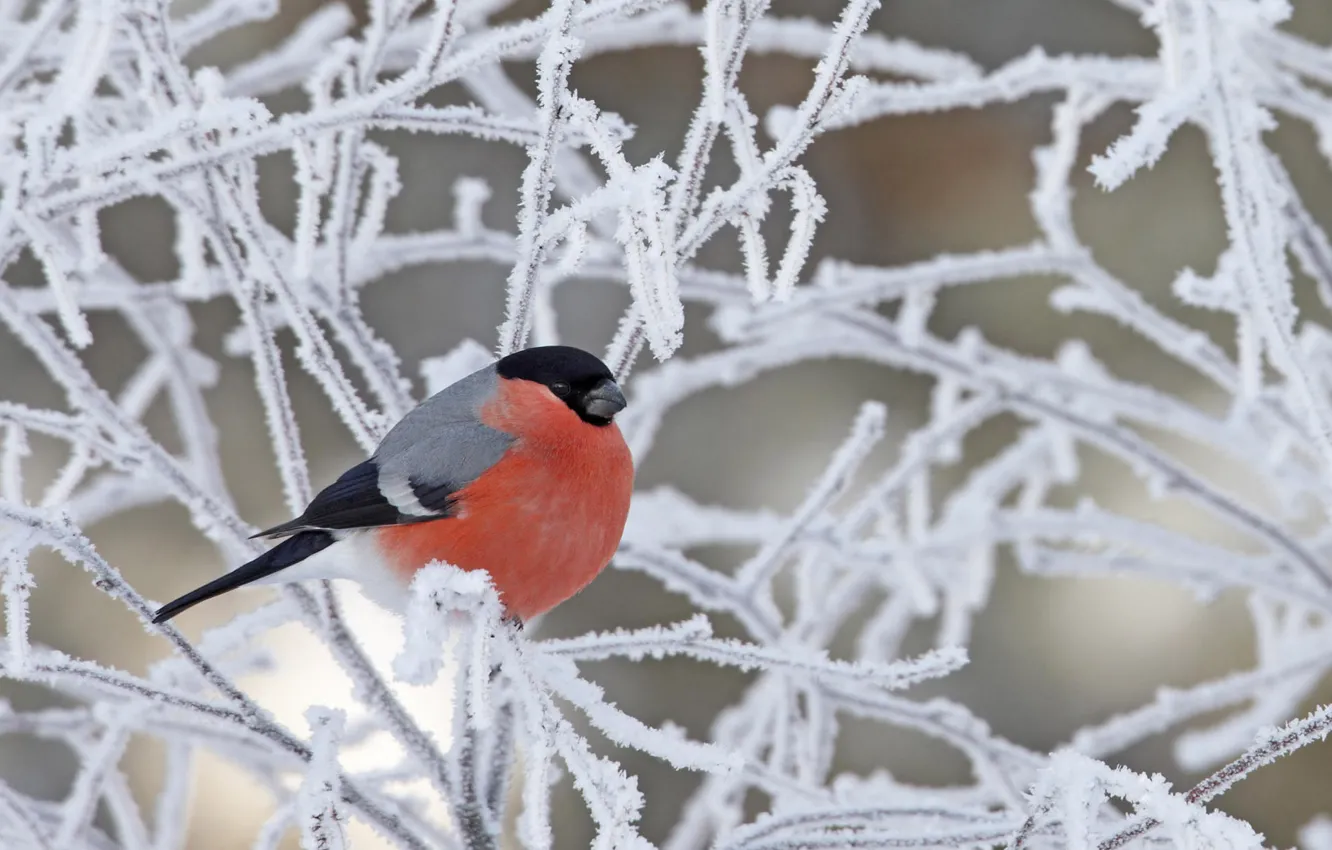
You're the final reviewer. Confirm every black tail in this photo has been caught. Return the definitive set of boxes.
[151,531,335,624]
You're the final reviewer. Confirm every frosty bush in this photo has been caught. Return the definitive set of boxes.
[1,0,1331,847]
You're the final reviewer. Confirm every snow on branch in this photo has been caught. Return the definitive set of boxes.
[1,0,1331,847]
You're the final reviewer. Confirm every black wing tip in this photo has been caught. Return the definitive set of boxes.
[250,518,305,539]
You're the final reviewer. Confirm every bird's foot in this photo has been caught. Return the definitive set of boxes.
[487,614,523,646]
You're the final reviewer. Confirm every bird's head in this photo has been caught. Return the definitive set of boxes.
[495,345,627,426]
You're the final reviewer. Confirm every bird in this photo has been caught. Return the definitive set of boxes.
[152,345,634,625]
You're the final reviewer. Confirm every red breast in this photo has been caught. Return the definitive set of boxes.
[373,377,634,619]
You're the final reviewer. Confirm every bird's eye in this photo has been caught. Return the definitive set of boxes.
[550,381,572,397]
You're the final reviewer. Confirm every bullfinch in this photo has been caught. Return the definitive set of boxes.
[152,345,633,625]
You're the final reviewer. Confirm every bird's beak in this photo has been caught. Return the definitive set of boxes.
[582,378,627,420]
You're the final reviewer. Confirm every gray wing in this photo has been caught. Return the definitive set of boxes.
[254,365,514,538]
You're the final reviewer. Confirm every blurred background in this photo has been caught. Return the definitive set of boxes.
[3,0,1332,846]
